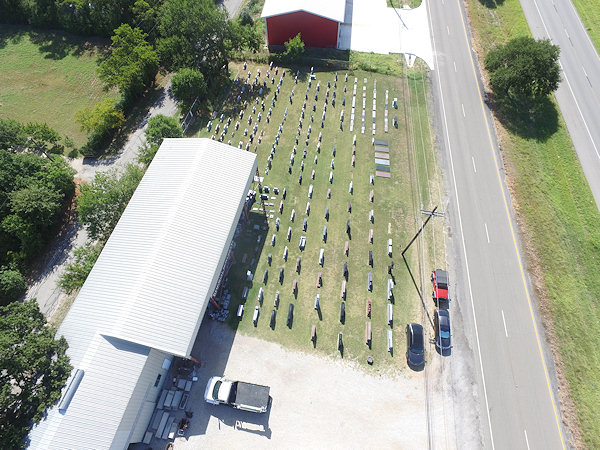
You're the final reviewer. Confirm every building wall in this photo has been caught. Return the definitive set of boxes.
[266,12,338,48]
[113,349,172,447]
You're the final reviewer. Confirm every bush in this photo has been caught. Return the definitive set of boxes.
[283,33,305,62]
[239,8,254,26]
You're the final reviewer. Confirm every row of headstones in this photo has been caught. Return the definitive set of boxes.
[261,170,391,317]
[239,278,395,350]
[207,61,290,153]
[245,71,388,337]
[372,80,377,136]
[242,184,397,355]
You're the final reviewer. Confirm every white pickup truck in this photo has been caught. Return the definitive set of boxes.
[204,376,270,413]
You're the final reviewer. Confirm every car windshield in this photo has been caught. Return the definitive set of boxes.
[212,380,222,400]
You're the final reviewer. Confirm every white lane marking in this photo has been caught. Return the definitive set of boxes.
[472,156,477,173]
[524,429,531,450]
[532,0,600,163]
[427,1,495,447]
[501,309,508,337]
[447,26,450,35]
[564,28,570,39]
[484,223,490,243]
[454,61,457,72]
[461,103,466,117]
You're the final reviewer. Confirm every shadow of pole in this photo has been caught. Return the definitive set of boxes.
[402,254,433,328]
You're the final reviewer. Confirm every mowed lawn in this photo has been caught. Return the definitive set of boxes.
[195,60,444,369]
[0,25,115,146]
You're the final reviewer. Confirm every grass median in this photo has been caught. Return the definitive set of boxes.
[571,0,600,54]
[467,0,600,446]
[194,59,444,371]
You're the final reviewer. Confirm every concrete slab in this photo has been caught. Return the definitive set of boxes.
[339,0,433,69]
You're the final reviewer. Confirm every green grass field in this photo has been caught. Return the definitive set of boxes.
[467,0,600,446]
[195,60,444,371]
[0,25,116,147]
[572,0,600,55]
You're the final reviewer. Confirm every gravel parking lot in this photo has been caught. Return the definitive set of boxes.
[171,319,451,449]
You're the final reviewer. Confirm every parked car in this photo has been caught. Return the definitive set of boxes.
[433,309,452,354]
[431,269,450,305]
[405,323,425,370]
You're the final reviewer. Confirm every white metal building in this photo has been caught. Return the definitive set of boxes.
[28,138,257,449]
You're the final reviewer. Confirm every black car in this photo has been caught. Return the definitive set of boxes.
[405,323,425,370]
[434,309,452,355]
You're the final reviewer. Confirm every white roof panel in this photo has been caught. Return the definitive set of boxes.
[261,0,346,23]
[29,335,155,450]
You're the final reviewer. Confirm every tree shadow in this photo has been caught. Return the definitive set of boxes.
[24,27,109,60]
[0,26,28,50]
[488,93,559,142]
[477,0,505,8]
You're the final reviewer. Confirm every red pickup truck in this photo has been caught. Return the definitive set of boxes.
[431,269,450,305]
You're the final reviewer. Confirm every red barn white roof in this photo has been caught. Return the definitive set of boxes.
[261,0,346,23]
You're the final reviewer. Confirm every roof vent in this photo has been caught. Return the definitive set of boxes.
[58,369,85,412]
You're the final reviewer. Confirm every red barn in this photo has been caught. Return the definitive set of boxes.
[261,0,346,49]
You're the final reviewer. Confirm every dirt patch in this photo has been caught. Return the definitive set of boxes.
[171,320,454,449]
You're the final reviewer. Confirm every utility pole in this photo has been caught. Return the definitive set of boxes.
[401,206,442,256]
[27,136,51,159]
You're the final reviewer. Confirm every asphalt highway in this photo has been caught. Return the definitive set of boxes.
[426,0,567,448]
[519,0,600,210]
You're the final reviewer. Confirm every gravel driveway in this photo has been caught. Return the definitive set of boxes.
[165,318,479,449]
[26,82,178,318]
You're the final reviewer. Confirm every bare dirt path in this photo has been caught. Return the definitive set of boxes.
[26,83,178,318]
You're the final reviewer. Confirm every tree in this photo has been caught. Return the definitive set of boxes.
[75,98,125,136]
[484,37,560,99]
[56,0,136,37]
[0,267,27,306]
[98,24,159,97]
[145,115,183,147]
[0,118,26,152]
[171,68,207,105]
[0,301,72,448]
[59,243,102,293]
[283,33,305,62]
[77,165,145,241]
[23,123,64,155]
[232,19,263,54]
[157,0,233,78]
[0,150,74,270]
